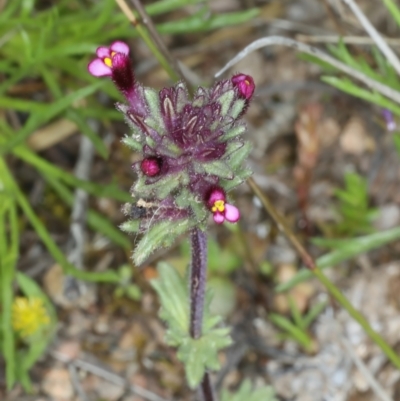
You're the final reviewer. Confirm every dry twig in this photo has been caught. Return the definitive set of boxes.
[297,34,400,47]
[52,350,172,401]
[215,36,400,105]
[340,0,400,76]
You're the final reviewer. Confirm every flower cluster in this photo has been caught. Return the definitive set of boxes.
[88,42,255,263]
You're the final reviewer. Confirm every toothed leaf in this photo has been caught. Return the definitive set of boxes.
[133,219,191,265]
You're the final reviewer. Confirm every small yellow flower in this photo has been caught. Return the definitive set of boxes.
[12,297,50,338]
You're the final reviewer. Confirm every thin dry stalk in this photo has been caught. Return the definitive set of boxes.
[215,36,400,105]
[341,0,400,76]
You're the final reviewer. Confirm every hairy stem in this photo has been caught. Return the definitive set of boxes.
[189,228,215,401]
[200,373,217,401]
[189,228,207,339]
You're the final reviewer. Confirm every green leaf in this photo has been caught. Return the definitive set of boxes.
[143,87,164,130]
[230,141,252,170]
[133,219,192,265]
[302,300,327,329]
[125,284,141,300]
[145,0,205,16]
[134,172,186,200]
[0,159,120,283]
[298,53,338,72]
[177,329,232,388]
[218,90,235,116]
[221,379,277,401]
[158,8,259,34]
[151,262,189,334]
[151,262,232,388]
[229,98,246,119]
[120,220,141,234]
[393,134,400,158]
[382,0,400,27]
[269,313,312,350]
[12,146,131,202]
[322,76,400,115]
[203,161,233,179]
[208,240,242,274]
[0,196,17,389]
[276,226,400,292]
[0,81,104,155]
[122,136,143,152]
[222,124,246,141]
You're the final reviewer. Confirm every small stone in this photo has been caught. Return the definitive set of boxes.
[94,315,110,334]
[374,204,400,230]
[340,117,375,155]
[54,341,81,361]
[97,380,124,401]
[42,368,74,401]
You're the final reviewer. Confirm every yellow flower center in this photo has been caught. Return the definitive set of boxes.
[12,297,50,338]
[245,79,250,86]
[211,200,225,213]
[104,51,117,67]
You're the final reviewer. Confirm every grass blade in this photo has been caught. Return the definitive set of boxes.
[276,226,400,292]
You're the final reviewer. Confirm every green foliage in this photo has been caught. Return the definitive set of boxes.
[220,379,277,401]
[180,236,243,274]
[0,188,18,390]
[304,38,400,122]
[133,219,193,265]
[269,296,326,352]
[382,0,400,27]
[113,265,141,301]
[150,262,232,388]
[333,172,378,236]
[276,225,400,292]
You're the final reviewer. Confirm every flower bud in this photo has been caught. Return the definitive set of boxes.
[140,157,162,177]
[232,74,255,101]
[111,53,135,95]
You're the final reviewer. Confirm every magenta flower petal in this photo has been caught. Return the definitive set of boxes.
[207,188,225,207]
[213,213,225,224]
[224,203,240,223]
[96,47,110,58]
[88,59,112,77]
[110,41,130,55]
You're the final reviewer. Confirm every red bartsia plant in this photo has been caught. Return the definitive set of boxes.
[88,41,255,264]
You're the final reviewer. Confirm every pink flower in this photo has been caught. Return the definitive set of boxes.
[88,41,130,77]
[207,188,240,224]
[232,73,255,101]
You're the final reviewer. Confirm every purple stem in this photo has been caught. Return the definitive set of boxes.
[189,228,207,339]
[189,228,217,401]
[200,373,216,401]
